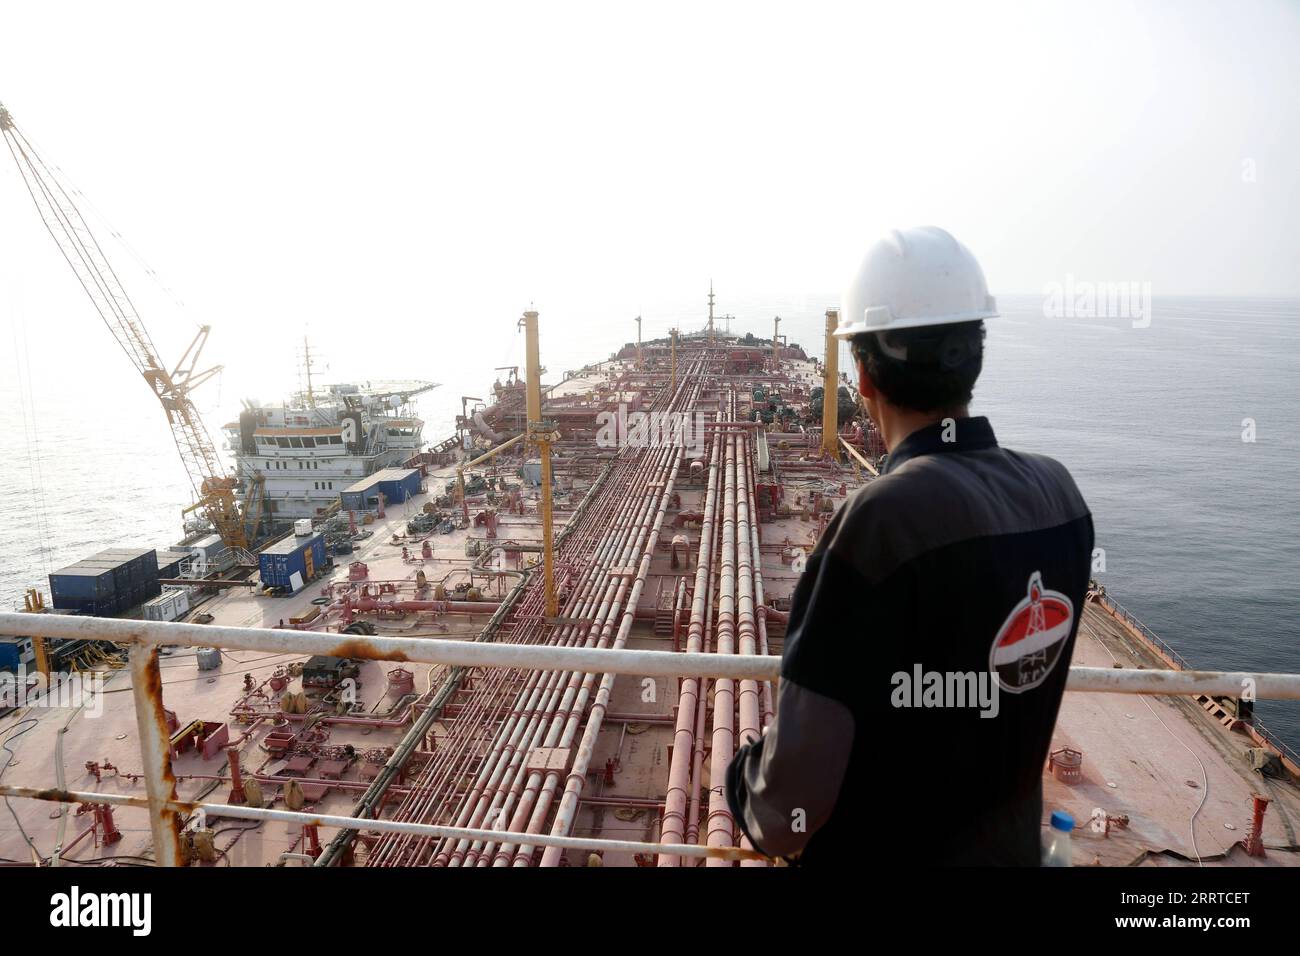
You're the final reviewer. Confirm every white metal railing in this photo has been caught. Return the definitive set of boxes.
[2,610,1299,867]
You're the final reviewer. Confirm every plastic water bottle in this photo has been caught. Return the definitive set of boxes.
[1042,811,1074,866]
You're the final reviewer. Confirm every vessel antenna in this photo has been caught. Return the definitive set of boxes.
[303,335,316,407]
[708,281,715,343]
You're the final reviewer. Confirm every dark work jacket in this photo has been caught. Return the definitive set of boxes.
[726,416,1094,866]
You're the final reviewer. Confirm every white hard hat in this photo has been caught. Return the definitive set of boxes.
[835,226,998,339]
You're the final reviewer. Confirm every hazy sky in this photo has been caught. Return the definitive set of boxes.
[2,0,1297,404]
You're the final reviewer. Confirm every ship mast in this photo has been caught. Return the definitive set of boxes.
[670,328,678,390]
[302,335,316,407]
[708,281,715,343]
[821,309,841,462]
[522,311,558,617]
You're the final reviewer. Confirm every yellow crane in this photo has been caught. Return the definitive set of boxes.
[1,103,258,548]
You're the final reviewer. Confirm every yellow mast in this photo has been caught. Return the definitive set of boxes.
[21,589,50,682]
[821,309,840,461]
[522,310,558,617]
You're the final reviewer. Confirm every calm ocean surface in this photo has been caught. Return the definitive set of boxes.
[2,293,1298,739]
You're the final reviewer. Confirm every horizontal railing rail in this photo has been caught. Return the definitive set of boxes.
[1094,590,1194,670]
[0,786,763,864]
[2,610,1299,867]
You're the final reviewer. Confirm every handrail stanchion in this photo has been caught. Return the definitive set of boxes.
[129,640,185,866]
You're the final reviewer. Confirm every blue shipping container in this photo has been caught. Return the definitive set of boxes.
[91,548,159,585]
[55,596,125,617]
[157,555,184,580]
[49,565,117,603]
[259,534,327,592]
[69,560,132,592]
[123,580,162,609]
[338,488,369,512]
[377,468,422,505]
[48,546,160,611]
[339,468,421,512]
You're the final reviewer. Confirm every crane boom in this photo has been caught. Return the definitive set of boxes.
[0,103,254,549]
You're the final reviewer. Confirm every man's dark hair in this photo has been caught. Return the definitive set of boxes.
[849,320,985,413]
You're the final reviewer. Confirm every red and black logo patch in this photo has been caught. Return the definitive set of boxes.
[988,571,1073,693]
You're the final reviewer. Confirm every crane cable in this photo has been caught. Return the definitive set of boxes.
[5,113,193,322]
[10,310,55,581]
[3,109,229,519]
[1,122,163,377]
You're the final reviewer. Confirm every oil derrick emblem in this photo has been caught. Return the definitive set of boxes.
[988,571,1074,693]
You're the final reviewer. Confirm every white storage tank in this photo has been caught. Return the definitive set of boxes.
[174,533,234,575]
[294,519,314,536]
[185,534,225,562]
[143,588,191,622]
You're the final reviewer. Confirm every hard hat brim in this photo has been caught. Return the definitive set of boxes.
[833,306,999,339]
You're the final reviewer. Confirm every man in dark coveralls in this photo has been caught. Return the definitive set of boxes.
[726,226,1094,865]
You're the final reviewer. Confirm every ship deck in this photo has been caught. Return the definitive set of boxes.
[1048,606,1300,865]
[2,340,1297,867]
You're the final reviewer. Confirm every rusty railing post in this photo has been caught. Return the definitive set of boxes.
[129,640,185,866]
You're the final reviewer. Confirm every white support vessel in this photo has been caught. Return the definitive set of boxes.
[223,379,437,522]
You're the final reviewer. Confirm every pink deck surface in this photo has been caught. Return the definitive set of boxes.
[1047,607,1300,865]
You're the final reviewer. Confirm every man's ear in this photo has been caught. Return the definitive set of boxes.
[855,356,877,402]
